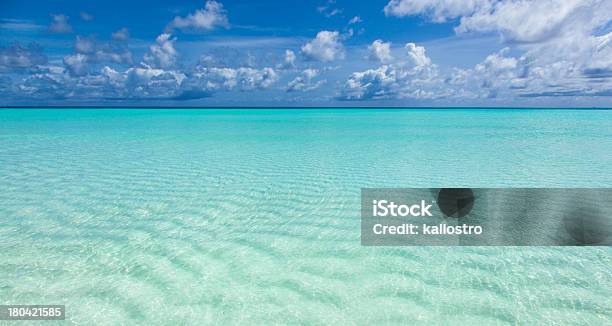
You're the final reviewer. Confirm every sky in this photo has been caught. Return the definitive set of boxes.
[0,0,611,107]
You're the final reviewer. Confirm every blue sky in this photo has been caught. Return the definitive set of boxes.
[0,0,610,107]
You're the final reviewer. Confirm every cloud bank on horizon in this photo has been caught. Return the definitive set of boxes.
[0,0,610,106]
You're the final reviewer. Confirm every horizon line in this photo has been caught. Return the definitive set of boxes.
[1,106,612,110]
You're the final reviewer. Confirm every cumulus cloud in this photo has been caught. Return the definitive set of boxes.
[492,47,608,98]
[235,67,278,90]
[439,43,611,100]
[168,65,278,99]
[167,0,229,32]
[124,64,185,98]
[5,1,609,105]
[112,28,130,41]
[0,42,47,71]
[301,31,345,62]
[189,66,278,91]
[12,64,274,101]
[344,37,610,102]
[445,48,526,99]
[405,43,431,67]
[75,36,95,54]
[368,39,393,64]
[5,45,280,101]
[342,43,440,100]
[48,14,72,33]
[583,32,612,78]
[71,35,133,67]
[18,67,69,99]
[523,30,612,82]
[381,0,612,99]
[63,53,89,76]
[284,50,296,66]
[78,63,278,100]
[20,64,183,100]
[45,31,135,83]
[384,0,489,22]
[276,49,296,69]
[286,68,326,92]
[144,33,178,69]
[342,65,401,100]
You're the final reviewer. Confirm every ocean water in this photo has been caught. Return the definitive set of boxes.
[0,108,610,324]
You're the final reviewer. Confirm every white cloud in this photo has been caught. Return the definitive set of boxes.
[450,48,526,98]
[368,39,393,64]
[101,66,125,88]
[488,45,609,97]
[144,33,178,69]
[18,68,69,99]
[7,0,610,105]
[277,49,296,69]
[63,53,89,76]
[405,43,431,67]
[189,66,278,91]
[286,68,326,92]
[348,16,362,24]
[112,28,130,41]
[48,14,72,33]
[438,44,611,100]
[0,42,46,71]
[125,64,185,97]
[72,35,133,65]
[15,63,186,100]
[75,36,95,54]
[342,43,440,100]
[285,50,296,65]
[235,67,278,90]
[303,68,318,80]
[7,57,279,101]
[301,31,345,62]
[475,49,519,75]
[381,0,612,99]
[343,65,400,100]
[168,0,229,32]
[344,38,611,101]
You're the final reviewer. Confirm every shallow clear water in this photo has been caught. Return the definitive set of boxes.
[0,109,611,324]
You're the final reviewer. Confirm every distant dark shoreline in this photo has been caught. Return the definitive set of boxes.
[2,106,612,110]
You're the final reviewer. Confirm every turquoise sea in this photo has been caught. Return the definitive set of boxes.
[0,109,611,324]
